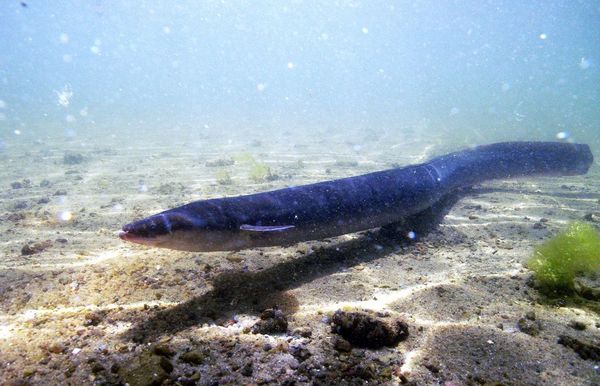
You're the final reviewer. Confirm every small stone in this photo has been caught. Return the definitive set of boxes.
[240,362,253,376]
[569,320,587,331]
[21,240,52,256]
[517,317,541,336]
[63,151,84,165]
[583,212,600,222]
[159,357,173,373]
[153,343,175,357]
[333,337,352,352]
[293,327,313,338]
[331,310,409,349]
[91,362,105,374]
[180,350,204,365]
[251,308,288,334]
[558,335,600,360]
[48,342,66,354]
[525,311,536,321]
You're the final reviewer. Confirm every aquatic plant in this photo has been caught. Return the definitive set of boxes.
[527,221,600,292]
[215,169,233,185]
[249,162,272,182]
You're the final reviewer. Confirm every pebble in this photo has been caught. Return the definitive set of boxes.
[180,350,205,365]
[333,337,352,352]
[569,320,587,331]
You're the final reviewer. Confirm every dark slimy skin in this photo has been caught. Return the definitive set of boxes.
[119,141,594,252]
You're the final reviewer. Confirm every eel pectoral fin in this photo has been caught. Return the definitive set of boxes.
[240,224,296,232]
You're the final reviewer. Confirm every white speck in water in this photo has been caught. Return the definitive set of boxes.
[257,83,266,92]
[62,54,73,63]
[138,184,148,193]
[0,100,6,108]
[539,33,547,40]
[113,204,123,212]
[156,265,162,271]
[487,339,494,344]
[556,131,569,140]
[59,33,69,44]
[579,57,590,70]
[501,82,510,92]
[407,231,416,240]
[90,45,101,55]
[56,85,73,107]
[64,128,76,138]
[80,107,88,116]
[66,114,76,123]
[353,144,362,152]
[320,33,329,40]
[163,26,171,34]
[14,129,21,135]
[71,348,81,355]
[287,62,294,69]
[449,107,460,116]
[361,27,369,34]
[58,211,73,222]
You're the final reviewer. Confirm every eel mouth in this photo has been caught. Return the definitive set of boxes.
[118,229,147,244]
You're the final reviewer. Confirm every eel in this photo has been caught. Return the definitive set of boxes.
[119,141,593,252]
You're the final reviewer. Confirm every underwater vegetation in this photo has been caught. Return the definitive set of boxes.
[527,221,600,293]
[214,169,233,185]
[233,152,274,183]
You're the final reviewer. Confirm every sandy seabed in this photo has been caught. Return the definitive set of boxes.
[1,128,599,385]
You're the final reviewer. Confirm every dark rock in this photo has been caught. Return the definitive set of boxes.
[119,351,169,386]
[558,335,600,360]
[525,311,536,321]
[38,197,50,204]
[517,317,541,336]
[39,179,51,187]
[53,190,67,196]
[180,350,205,365]
[153,343,175,357]
[568,320,587,331]
[159,357,173,373]
[583,212,600,222]
[331,310,409,349]
[290,345,312,362]
[240,361,253,376]
[14,201,28,209]
[90,362,105,374]
[63,152,84,165]
[251,308,288,334]
[21,240,52,256]
[333,337,352,352]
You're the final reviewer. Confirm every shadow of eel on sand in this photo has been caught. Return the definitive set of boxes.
[121,192,464,343]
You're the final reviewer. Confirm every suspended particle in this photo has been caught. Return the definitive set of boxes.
[58,211,73,222]
[407,231,416,240]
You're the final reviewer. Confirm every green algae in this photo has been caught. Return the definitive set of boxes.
[527,221,600,293]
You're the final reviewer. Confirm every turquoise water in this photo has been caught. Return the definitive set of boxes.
[1,2,600,385]
[1,1,598,144]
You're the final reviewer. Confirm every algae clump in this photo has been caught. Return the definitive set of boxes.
[527,221,600,292]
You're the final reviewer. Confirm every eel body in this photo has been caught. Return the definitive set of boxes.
[119,141,593,251]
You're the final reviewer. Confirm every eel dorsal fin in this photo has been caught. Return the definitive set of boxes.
[240,224,295,232]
